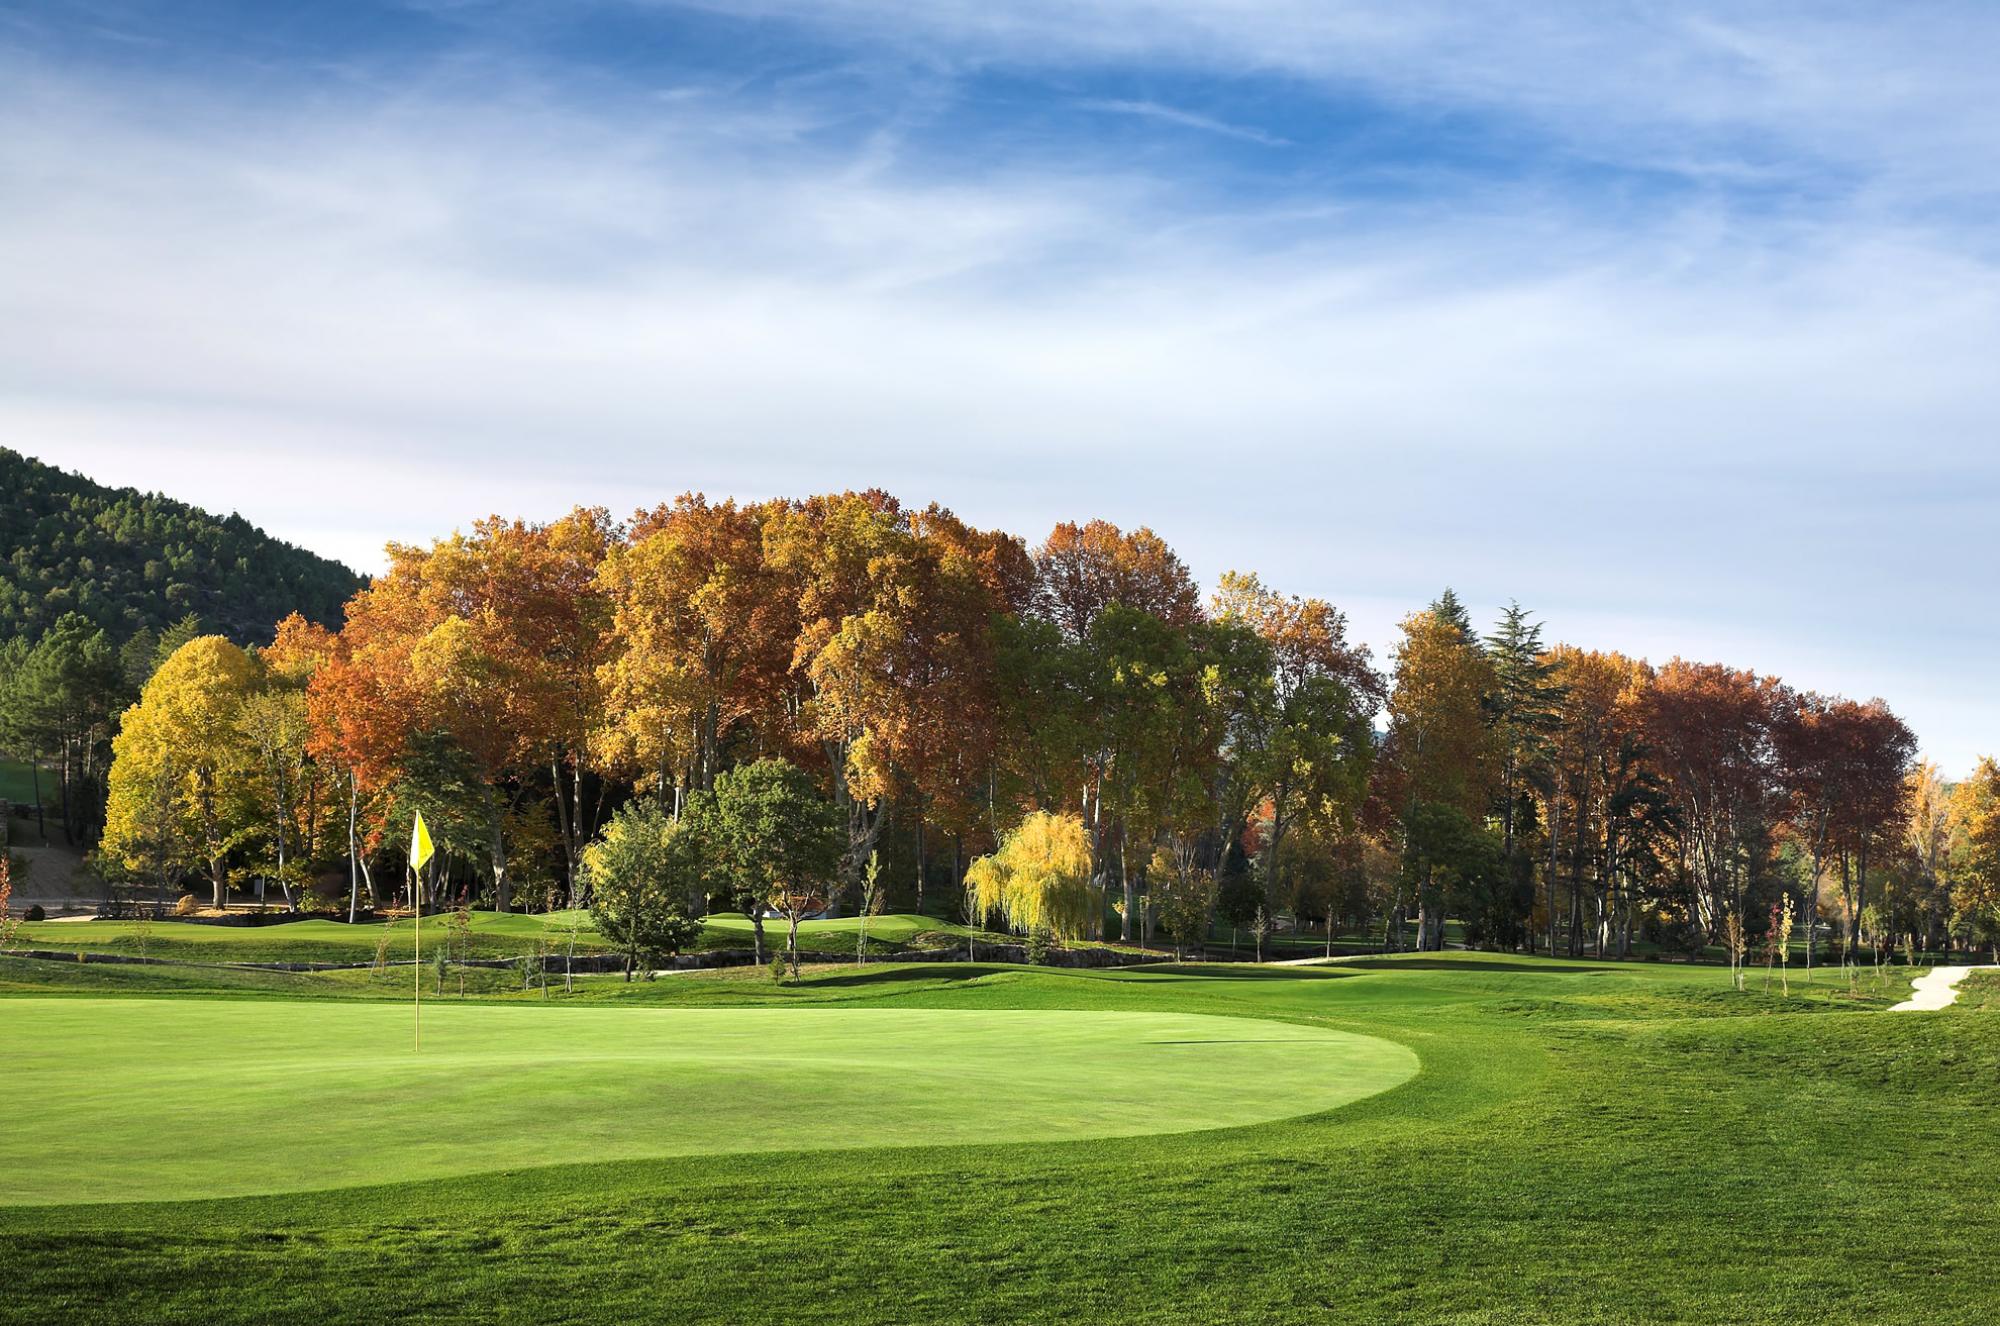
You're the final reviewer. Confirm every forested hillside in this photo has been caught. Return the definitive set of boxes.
[0,448,363,646]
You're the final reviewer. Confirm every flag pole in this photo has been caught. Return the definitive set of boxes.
[409,810,435,1054]
[413,858,422,1052]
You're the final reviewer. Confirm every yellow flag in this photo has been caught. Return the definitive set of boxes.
[409,810,435,874]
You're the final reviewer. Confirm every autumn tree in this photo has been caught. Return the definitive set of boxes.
[1769,693,1910,968]
[964,810,1098,944]
[1900,760,1959,950]
[1381,609,1498,950]
[1950,759,2000,959]
[1638,660,1784,944]
[307,511,613,912]
[1212,571,1380,922]
[595,495,792,807]
[103,636,261,907]
[764,493,1021,904]
[1030,519,1200,643]
[1827,700,1916,959]
[235,687,315,909]
[1543,648,1674,957]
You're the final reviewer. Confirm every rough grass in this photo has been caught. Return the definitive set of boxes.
[1955,969,2000,1010]
[0,953,1992,1325]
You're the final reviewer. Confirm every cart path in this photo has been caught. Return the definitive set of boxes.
[1889,965,1999,1011]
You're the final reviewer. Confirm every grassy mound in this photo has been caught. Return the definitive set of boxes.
[8,910,987,965]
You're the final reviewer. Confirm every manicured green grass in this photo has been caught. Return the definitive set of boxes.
[0,952,1991,1325]
[11,910,607,964]
[8,910,984,965]
[700,911,979,946]
[0,756,46,809]
[0,999,1414,1204]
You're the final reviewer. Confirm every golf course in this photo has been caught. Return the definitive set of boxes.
[2,949,1994,1325]
[2,999,1416,1204]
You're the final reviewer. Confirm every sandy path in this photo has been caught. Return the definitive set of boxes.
[1889,965,1999,1012]
[1265,953,1376,967]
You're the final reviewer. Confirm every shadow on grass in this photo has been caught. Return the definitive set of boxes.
[1335,957,1624,976]
[793,965,1008,990]
[1119,964,1357,982]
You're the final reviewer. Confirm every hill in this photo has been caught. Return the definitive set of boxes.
[0,448,364,645]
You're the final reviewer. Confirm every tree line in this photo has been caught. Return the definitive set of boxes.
[23,489,1999,961]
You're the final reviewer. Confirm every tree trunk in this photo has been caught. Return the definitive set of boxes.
[1545,780,1562,955]
[59,746,75,848]
[552,756,576,909]
[1854,838,1870,957]
[1804,843,1820,978]
[347,774,361,924]
[198,770,226,910]
[27,756,46,844]
[1121,838,1137,945]
[488,793,511,913]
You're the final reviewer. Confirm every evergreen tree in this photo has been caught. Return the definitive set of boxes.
[1428,588,1478,646]
[1485,602,1564,860]
[0,448,362,649]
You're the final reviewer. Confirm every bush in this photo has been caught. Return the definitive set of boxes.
[25,904,45,922]
[768,953,789,985]
[1024,926,1053,965]
[173,893,199,917]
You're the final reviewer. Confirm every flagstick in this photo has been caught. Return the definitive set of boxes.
[413,864,422,1053]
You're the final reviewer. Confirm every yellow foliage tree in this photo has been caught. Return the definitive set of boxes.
[1949,758,2000,959]
[964,810,1097,943]
[103,636,261,908]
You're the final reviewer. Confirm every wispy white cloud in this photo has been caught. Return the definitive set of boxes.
[652,0,2000,201]
[1076,98,1288,147]
[2,7,1998,769]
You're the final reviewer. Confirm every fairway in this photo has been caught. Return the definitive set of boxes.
[0,997,1418,1205]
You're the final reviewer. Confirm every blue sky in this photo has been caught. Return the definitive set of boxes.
[4,1,1998,771]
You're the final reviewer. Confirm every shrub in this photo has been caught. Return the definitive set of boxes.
[1024,926,1053,966]
[768,953,789,985]
[173,893,200,917]
[25,904,45,922]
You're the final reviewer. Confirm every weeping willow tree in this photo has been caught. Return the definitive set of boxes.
[965,811,1098,943]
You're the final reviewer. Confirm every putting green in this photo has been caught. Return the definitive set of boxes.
[0,997,1417,1205]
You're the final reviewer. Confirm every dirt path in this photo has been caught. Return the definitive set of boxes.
[1889,965,2000,1012]
[6,841,106,915]
[1265,953,1376,967]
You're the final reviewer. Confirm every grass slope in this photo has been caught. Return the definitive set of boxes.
[0,954,1992,1325]
[9,910,984,964]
